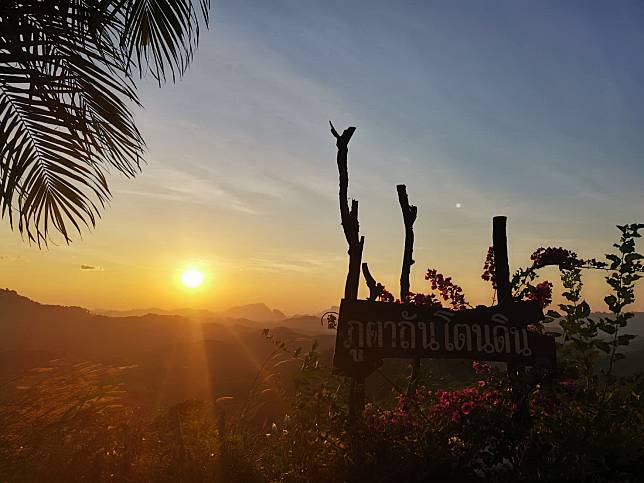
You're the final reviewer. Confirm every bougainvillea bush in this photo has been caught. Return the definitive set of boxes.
[225,224,644,482]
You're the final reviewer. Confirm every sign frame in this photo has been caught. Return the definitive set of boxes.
[333,298,556,378]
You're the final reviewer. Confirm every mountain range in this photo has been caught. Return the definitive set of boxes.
[0,288,336,410]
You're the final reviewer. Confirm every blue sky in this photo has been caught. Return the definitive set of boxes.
[2,0,643,312]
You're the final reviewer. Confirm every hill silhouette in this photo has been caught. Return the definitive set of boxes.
[94,302,287,323]
[0,289,335,410]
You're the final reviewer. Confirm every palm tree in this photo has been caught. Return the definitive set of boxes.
[0,0,210,245]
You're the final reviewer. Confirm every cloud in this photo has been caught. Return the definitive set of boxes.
[114,166,260,215]
[80,264,103,271]
[242,253,346,273]
[0,255,26,262]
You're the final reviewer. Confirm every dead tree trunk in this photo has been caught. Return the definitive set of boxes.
[492,216,528,421]
[397,185,420,399]
[330,121,365,424]
[492,216,512,306]
[397,185,417,301]
[331,122,363,301]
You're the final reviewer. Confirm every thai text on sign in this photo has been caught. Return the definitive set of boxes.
[333,299,556,377]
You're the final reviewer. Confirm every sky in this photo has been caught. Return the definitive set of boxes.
[1,0,644,314]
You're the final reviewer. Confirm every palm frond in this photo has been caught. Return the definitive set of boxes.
[0,0,210,244]
[119,0,211,82]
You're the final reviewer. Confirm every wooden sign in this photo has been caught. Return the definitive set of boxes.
[333,299,556,378]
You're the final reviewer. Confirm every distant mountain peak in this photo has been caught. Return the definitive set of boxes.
[221,303,286,322]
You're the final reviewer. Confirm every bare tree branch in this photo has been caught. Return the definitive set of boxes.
[362,262,383,301]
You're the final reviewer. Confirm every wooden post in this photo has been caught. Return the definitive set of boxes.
[397,185,420,399]
[492,216,528,420]
[492,216,512,306]
[330,121,365,424]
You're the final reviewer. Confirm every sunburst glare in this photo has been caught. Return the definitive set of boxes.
[181,269,204,288]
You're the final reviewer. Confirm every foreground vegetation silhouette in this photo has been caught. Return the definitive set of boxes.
[1,224,643,482]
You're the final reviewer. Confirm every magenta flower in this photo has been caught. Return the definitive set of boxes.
[559,378,577,394]
[472,360,491,375]
[481,246,497,289]
[461,401,475,415]
[530,247,579,269]
[408,291,442,307]
[463,387,477,397]
[425,269,469,310]
[526,280,553,309]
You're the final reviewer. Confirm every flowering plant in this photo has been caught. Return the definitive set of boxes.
[226,224,644,482]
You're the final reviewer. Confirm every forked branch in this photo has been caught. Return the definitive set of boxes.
[331,121,362,301]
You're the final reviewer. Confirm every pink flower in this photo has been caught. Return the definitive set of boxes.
[463,387,477,397]
[478,380,486,388]
[461,401,475,415]
[472,361,491,375]
[526,281,553,309]
[437,390,451,408]
[425,269,469,310]
[559,378,577,394]
[408,291,442,307]
[451,411,461,423]
[481,390,495,401]
[530,247,579,269]
[481,246,497,289]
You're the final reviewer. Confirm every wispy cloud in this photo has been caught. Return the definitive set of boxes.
[114,166,260,215]
[0,255,26,262]
[80,264,104,271]
[242,253,345,273]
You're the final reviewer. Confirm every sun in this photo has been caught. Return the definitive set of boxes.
[181,269,204,288]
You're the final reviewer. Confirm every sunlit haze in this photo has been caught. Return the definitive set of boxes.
[1,0,643,314]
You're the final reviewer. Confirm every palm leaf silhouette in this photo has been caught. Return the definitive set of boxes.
[0,0,210,244]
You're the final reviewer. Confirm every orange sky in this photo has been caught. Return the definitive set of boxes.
[1,2,644,315]
[1,213,641,315]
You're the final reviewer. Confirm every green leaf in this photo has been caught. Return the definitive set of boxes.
[604,295,617,308]
[625,253,644,264]
[620,239,635,253]
[593,340,610,353]
[598,324,617,335]
[617,334,637,346]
